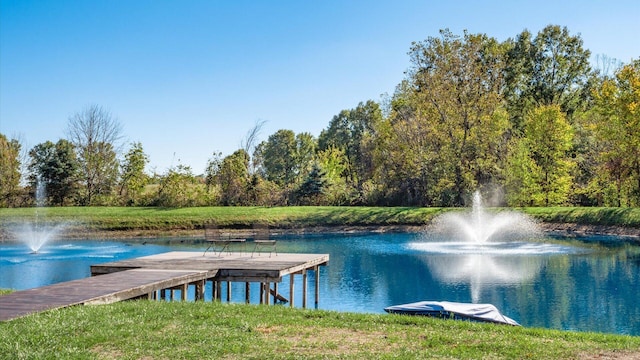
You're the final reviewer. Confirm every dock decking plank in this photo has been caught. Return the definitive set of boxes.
[91,251,330,282]
[0,269,211,321]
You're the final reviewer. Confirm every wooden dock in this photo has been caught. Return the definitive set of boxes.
[0,251,329,321]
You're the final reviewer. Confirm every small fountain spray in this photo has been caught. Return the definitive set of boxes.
[434,190,540,244]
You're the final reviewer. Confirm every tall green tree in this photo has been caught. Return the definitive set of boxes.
[258,130,298,187]
[66,104,122,205]
[216,149,250,205]
[318,100,382,194]
[506,105,574,206]
[505,139,542,206]
[592,58,640,206]
[27,139,80,206]
[316,145,351,205]
[569,109,605,206]
[118,142,149,205]
[392,29,510,206]
[0,134,22,207]
[375,82,445,206]
[295,132,317,181]
[505,25,592,132]
[204,152,223,193]
[295,163,328,205]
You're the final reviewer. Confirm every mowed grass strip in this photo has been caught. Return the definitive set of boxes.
[1,300,639,359]
[0,206,447,232]
[521,207,640,228]
[1,206,639,234]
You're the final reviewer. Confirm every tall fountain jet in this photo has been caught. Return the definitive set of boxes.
[15,178,66,253]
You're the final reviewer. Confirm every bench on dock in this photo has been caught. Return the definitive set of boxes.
[251,223,277,257]
[202,222,277,257]
[203,223,246,256]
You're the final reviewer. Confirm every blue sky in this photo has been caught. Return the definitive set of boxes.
[2,0,638,175]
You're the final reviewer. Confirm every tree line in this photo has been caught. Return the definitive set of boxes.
[1,25,639,208]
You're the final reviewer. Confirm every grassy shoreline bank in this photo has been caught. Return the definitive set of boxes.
[1,206,639,241]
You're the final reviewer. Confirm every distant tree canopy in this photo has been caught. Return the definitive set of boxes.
[2,25,638,208]
[27,139,79,206]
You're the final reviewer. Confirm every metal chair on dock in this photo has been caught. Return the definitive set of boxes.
[251,223,277,257]
[203,223,246,256]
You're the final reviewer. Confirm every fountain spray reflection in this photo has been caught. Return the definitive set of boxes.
[424,255,545,302]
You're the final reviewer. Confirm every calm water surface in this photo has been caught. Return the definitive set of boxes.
[1,233,639,335]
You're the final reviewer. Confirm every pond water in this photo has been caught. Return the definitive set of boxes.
[1,233,639,336]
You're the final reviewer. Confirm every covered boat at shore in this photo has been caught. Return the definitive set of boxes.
[384,301,520,326]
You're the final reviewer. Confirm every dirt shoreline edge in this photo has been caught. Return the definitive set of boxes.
[2,222,638,242]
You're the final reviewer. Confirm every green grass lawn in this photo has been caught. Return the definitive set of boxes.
[1,206,639,235]
[1,300,639,359]
[0,206,446,234]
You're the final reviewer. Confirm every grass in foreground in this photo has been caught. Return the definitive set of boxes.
[1,301,639,359]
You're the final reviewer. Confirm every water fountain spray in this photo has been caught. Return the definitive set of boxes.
[434,190,541,243]
[15,177,66,253]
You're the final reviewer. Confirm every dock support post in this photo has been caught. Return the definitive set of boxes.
[245,282,250,304]
[195,280,205,301]
[226,281,231,302]
[216,281,222,301]
[289,274,295,308]
[265,282,270,305]
[160,289,166,301]
[314,265,320,307]
[302,269,308,308]
[273,283,279,304]
[181,284,188,301]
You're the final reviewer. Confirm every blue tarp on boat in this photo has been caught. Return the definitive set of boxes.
[384,301,520,326]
